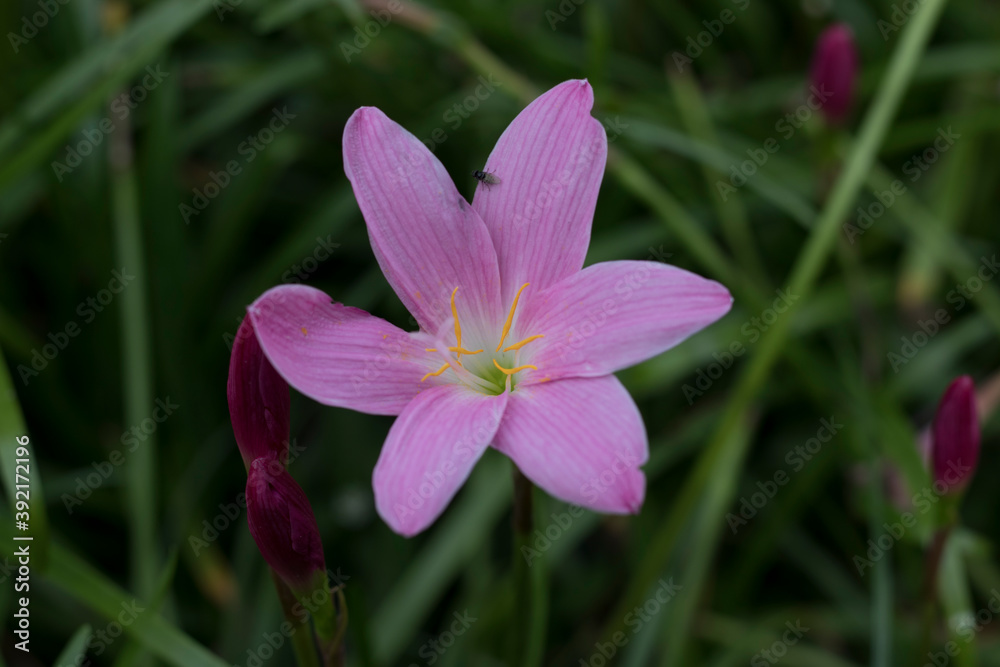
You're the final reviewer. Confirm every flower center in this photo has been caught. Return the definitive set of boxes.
[420,283,545,394]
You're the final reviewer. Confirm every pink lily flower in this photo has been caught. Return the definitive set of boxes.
[247,80,732,536]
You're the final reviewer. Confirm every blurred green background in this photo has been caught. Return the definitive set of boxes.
[1,0,999,665]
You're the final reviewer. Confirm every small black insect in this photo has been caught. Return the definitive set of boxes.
[472,169,501,189]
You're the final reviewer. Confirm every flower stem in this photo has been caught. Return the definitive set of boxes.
[511,467,546,667]
[918,523,954,663]
[271,570,322,667]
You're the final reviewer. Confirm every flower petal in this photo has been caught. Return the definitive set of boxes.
[248,284,433,416]
[228,315,291,468]
[472,79,607,305]
[493,375,646,513]
[373,384,507,536]
[516,260,732,380]
[343,107,502,342]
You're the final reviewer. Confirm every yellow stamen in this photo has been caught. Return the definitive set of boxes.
[503,334,544,352]
[493,359,537,376]
[420,362,451,382]
[448,346,483,355]
[496,283,530,352]
[425,348,438,352]
[451,287,463,364]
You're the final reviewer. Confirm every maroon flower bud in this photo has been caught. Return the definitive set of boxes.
[810,23,858,125]
[246,458,326,594]
[931,375,980,493]
[228,316,290,468]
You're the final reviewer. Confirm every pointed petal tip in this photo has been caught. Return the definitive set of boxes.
[619,470,646,514]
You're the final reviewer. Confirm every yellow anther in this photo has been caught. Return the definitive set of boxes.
[497,283,530,352]
[420,363,451,382]
[448,346,483,355]
[503,334,544,352]
[493,359,537,376]
[425,348,438,352]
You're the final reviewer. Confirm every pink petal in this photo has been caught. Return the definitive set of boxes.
[493,375,646,513]
[373,384,508,536]
[472,79,607,305]
[343,107,502,342]
[248,284,433,416]
[515,260,732,380]
[228,316,291,468]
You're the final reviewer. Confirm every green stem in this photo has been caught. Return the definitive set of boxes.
[271,570,322,667]
[511,467,546,667]
[918,524,954,663]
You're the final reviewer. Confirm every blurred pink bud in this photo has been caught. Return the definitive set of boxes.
[931,375,980,493]
[246,458,326,593]
[810,24,858,124]
[228,316,291,468]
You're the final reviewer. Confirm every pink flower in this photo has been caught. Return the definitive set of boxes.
[931,375,980,493]
[247,80,732,536]
[810,23,858,124]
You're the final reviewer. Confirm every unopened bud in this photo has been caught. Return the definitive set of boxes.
[228,316,290,467]
[932,375,980,493]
